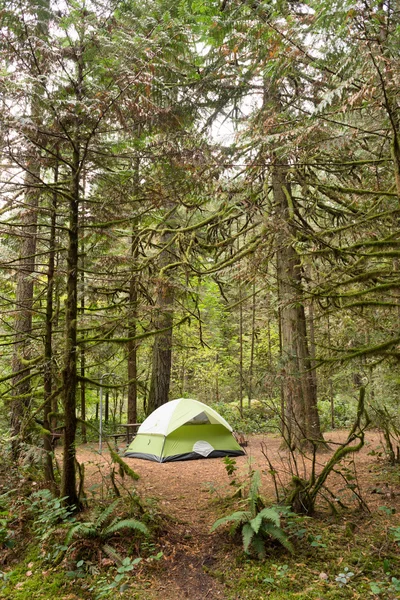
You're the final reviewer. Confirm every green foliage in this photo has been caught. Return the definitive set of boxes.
[212,401,276,435]
[88,556,142,599]
[335,566,354,587]
[64,499,148,552]
[369,403,400,464]
[27,489,75,542]
[0,491,16,550]
[107,443,140,481]
[211,469,293,559]
[223,456,238,479]
[390,526,400,545]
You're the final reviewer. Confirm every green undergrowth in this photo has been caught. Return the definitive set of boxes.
[206,510,400,599]
[0,543,155,599]
[0,484,163,600]
[0,546,79,599]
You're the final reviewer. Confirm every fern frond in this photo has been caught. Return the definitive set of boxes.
[242,523,254,554]
[210,510,250,532]
[253,507,281,532]
[102,543,123,565]
[251,534,266,559]
[95,500,120,529]
[104,518,148,537]
[262,522,294,554]
[65,522,92,545]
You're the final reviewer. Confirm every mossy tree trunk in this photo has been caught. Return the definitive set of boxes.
[147,227,175,417]
[60,45,83,508]
[10,0,50,457]
[273,163,323,450]
[43,159,58,485]
[127,230,139,424]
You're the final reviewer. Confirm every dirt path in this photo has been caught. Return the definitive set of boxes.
[72,430,398,599]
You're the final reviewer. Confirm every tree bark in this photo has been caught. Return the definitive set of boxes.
[10,163,40,456]
[80,194,87,443]
[127,232,139,424]
[43,159,58,485]
[248,278,256,406]
[60,46,83,506]
[273,163,323,450]
[61,136,80,507]
[147,230,175,416]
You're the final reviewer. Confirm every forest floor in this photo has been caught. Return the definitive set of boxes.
[71,429,400,600]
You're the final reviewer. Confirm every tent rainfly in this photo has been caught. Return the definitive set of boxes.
[124,398,245,463]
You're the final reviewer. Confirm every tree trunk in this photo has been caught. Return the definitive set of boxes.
[60,76,82,506]
[147,230,175,416]
[10,164,40,456]
[147,280,174,415]
[43,160,58,485]
[238,273,244,416]
[105,391,109,424]
[10,0,50,458]
[327,313,335,429]
[80,195,87,443]
[273,163,323,450]
[127,233,138,424]
[248,278,256,406]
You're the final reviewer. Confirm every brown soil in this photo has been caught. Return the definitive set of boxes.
[69,430,400,599]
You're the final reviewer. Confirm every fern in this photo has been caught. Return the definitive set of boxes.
[102,543,123,566]
[64,500,149,563]
[211,470,293,558]
[242,523,254,553]
[251,535,267,560]
[104,518,148,537]
[96,500,120,529]
[64,522,90,546]
[250,507,280,534]
[261,522,294,554]
[210,510,249,533]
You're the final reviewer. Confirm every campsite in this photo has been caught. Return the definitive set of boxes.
[1,0,400,598]
[75,429,400,600]
[1,414,400,599]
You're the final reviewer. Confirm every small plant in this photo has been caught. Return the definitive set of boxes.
[28,489,75,538]
[390,526,400,545]
[27,489,76,550]
[223,456,238,480]
[62,499,148,564]
[211,470,293,559]
[223,456,246,496]
[389,577,400,594]
[90,556,142,598]
[335,566,354,587]
[308,534,327,548]
[0,516,14,550]
[369,576,400,596]
[0,490,17,550]
[0,502,14,550]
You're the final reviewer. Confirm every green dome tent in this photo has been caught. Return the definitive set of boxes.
[124,398,245,463]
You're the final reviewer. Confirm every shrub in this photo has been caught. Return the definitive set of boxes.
[211,470,293,559]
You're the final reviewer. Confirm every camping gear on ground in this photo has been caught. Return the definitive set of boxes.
[124,398,245,462]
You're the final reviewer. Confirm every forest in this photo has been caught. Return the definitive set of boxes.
[0,0,400,598]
